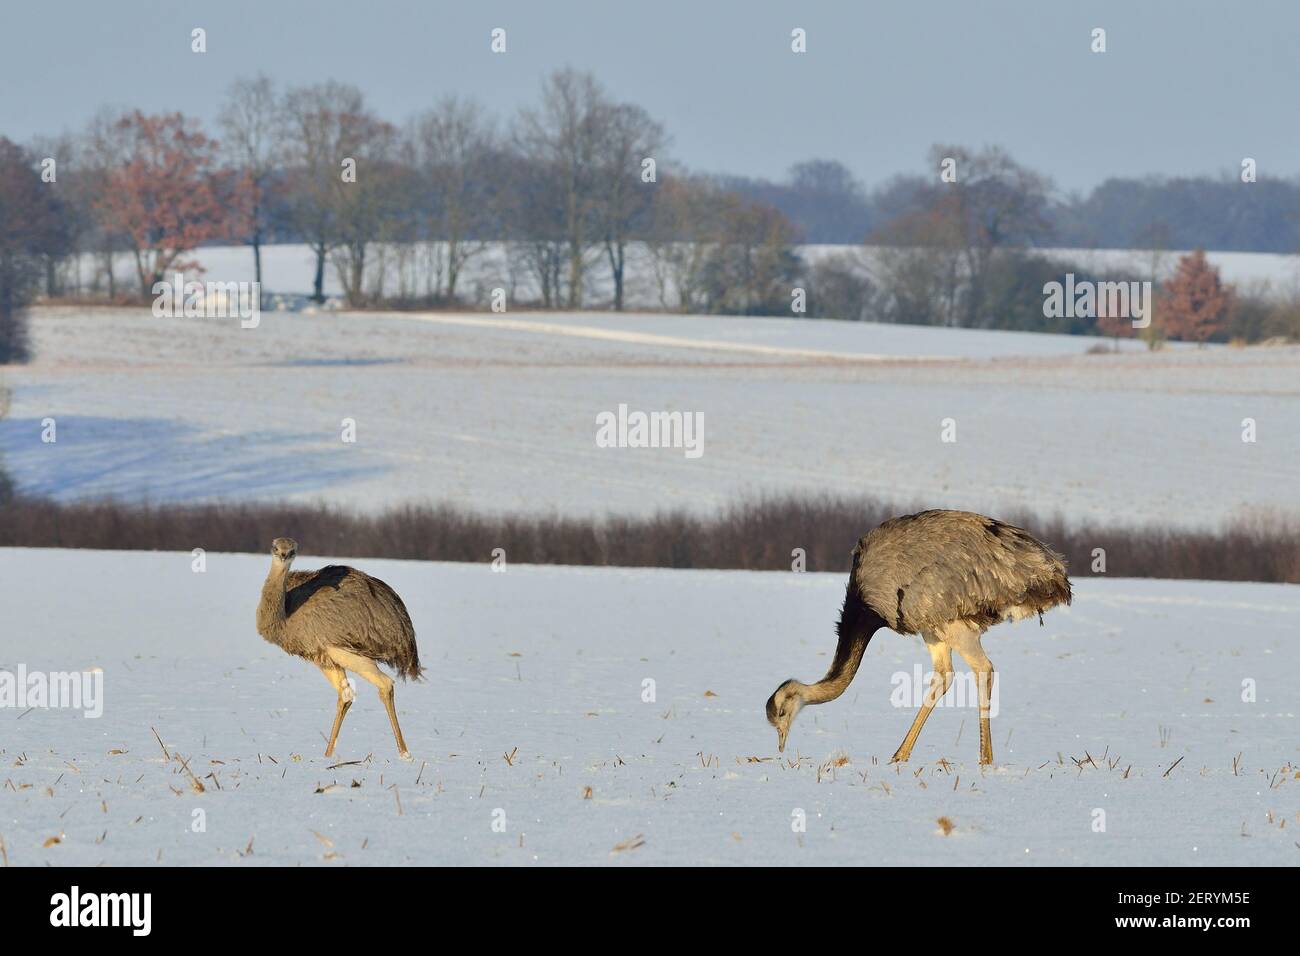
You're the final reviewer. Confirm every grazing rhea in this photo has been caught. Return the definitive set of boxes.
[766,510,1071,765]
[256,538,422,759]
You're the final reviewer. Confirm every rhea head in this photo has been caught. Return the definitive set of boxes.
[270,537,298,567]
[766,679,805,753]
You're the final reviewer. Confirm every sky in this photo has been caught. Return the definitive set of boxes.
[1,0,1297,195]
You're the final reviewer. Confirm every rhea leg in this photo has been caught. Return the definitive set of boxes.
[947,624,996,765]
[325,647,411,760]
[891,633,954,763]
[319,662,354,757]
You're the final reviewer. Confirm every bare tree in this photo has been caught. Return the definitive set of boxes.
[282,82,395,304]
[645,175,723,312]
[643,175,799,315]
[868,205,965,326]
[864,145,1050,328]
[515,181,567,306]
[27,132,86,298]
[702,192,801,314]
[219,75,281,305]
[330,131,402,307]
[808,250,875,321]
[515,69,607,309]
[594,102,666,310]
[408,96,496,301]
[80,107,134,299]
[927,144,1052,326]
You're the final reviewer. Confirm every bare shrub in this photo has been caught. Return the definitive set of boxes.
[0,494,1295,583]
[808,252,874,321]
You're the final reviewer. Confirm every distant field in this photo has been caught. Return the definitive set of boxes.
[3,305,1297,528]
[72,241,1300,308]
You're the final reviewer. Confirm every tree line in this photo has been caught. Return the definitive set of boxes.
[725,158,1300,253]
[806,145,1298,347]
[6,68,801,321]
[1,70,1298,365]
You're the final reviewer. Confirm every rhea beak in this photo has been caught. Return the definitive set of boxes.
[777,726,788,753]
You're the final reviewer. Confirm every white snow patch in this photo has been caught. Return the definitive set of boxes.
[5,305,1298,527]
[1,547,1295,866]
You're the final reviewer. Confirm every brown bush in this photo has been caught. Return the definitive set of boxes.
[1,494,1296,583]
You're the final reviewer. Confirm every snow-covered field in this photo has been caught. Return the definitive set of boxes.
[4,299,1295,864]
[3,305,1298,527]
[1,548,1295,866]
[72,242,1300,308]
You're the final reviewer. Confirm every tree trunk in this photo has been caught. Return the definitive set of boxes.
[539,249,553,308]
[102,249,114,300]
[446,237,460,301]
[135,251,151,299]
[606,240,625,311]
[348,243,366,307]
[252,231,263,310]
[565,185,582,310]
[312,245,326,303]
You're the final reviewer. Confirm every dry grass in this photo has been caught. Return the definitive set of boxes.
[0,493,1296,583]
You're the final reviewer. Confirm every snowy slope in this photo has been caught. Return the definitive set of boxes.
[1,548,1296,866]
[4,306,1298,527]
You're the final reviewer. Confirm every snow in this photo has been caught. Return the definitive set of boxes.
[77,241,1300,307]
[4,305,1298,527]
[1,547,1295,866]
[803,244,1300,301]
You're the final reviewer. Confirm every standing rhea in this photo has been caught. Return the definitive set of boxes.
[766,511,1071,765]
[257,538,422,759]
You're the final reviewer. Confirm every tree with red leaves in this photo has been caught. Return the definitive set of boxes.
[93,111,231,297]
[1157,249,1233,345]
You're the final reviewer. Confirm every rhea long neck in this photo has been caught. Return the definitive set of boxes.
[256,560,292,636]
[797,595,885,706]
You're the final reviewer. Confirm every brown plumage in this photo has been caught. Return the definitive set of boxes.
[855,510,1072,635]
[766,510,1071,765]
[259,564,422,678]
[257,537,422,759]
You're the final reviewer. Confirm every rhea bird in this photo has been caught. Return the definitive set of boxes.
[766,510,1071,765]
[257,538,422,759]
